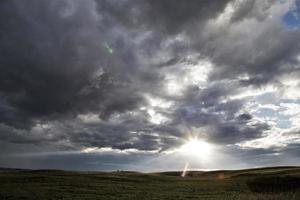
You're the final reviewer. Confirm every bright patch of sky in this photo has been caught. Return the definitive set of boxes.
[247,91,299,130]
[282,0,300,29]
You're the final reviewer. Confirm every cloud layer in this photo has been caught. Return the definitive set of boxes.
[0,0,300,170]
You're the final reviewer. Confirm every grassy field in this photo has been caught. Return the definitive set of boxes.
[0,166,300,200]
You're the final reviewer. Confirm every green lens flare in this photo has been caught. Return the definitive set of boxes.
[104,43,114,54]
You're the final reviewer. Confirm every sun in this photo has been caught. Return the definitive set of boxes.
[179,139,212,160]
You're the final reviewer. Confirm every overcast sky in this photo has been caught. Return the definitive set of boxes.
[0,0,300,171]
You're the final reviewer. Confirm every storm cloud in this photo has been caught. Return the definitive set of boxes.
[0,0,300,170]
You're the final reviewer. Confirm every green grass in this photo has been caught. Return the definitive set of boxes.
[0,167,299,200]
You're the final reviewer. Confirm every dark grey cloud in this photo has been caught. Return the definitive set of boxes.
[142,0,232,34]
[198,1,300,85]
[0,0,234,151]
[230,0,276,22]
[93,0,232,33]
[230,0,256,22]
[0,0,157,127]
[238,113,253,121]
[0,0,300,170]
[0,150,155,171]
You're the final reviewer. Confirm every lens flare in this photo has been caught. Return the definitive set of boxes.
[181,162,189,177]
[104,43,114,54]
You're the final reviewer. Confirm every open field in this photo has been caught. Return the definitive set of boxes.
[0,166,300,200]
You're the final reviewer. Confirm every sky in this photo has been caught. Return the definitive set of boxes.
[0,0,300,172]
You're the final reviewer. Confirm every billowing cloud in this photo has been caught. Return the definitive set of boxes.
[0,0,300,170]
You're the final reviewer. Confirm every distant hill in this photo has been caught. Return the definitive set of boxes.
[158,166,300,178]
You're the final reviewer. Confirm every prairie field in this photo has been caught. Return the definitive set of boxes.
[0,166,300,200]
